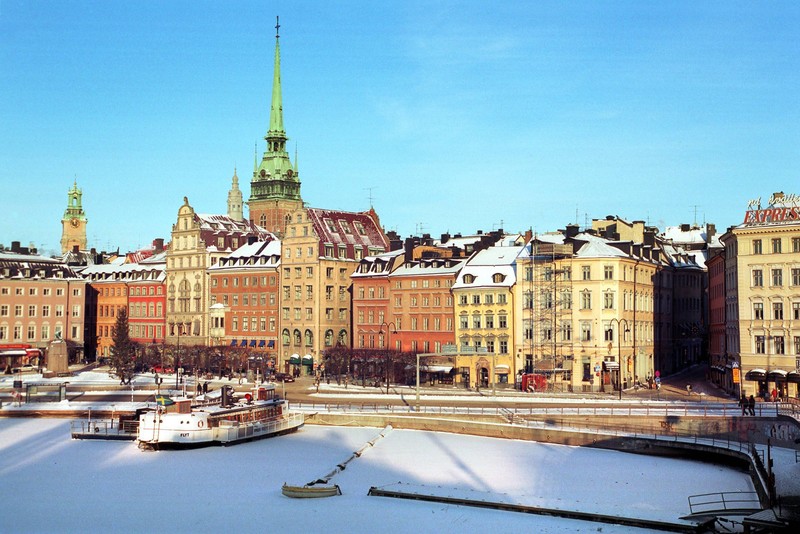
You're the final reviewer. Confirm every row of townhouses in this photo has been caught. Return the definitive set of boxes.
[3,26,799,400]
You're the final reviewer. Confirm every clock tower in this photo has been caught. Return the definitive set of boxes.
[60,179,88,253]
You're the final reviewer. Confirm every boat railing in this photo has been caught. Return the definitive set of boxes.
[70,419,138,439]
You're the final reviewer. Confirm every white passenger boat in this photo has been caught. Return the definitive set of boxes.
[137,384,303,450]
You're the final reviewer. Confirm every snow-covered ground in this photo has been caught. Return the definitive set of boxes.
[0,418,756,533]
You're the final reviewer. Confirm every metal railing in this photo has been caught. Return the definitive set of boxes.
[687,491,761,516]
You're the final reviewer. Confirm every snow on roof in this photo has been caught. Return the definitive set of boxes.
[572,234,628,259]
[306,208,387,250]
[390,257,466,278]
[452,245,525,289]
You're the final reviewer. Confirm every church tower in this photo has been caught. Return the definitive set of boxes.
[227,167,244,221]
[60,179,88,253]
[247,17,303,236]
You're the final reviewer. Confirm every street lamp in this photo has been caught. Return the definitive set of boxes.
[379,321,397,395]
[175,323,183,391]
[609,318,630,400]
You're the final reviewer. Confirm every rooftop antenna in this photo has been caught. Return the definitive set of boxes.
[364,186,376,209]
[690,205,700,227]
[415,222,427,235]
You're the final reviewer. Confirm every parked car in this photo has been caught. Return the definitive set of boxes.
[274,372,294,383]
[11,364,35,373]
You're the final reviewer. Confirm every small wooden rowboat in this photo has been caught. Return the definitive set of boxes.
[281,483,342,498]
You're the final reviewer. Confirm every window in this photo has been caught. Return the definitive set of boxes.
[582,266,591,280]
[498,315,507,328]
[581,291,592,310]
[472,315,481,329]
[581,321,591,341]
[485,315,494,328]
[772,238,782,254]
[463,274,475,284]
[472,294,480,305]
[0,305,7,317]
[497,294,507,304]
[772,268,783,286]
[604,266,614,280]
[775,336,785,354]
[753,239,762,254]
[499,340,508,354]
[794,302,800,320]
[793,268,800,286]
[773,301,784,320]
[484,294,493,305]
[753,302,764,320]
[793,237,800,253]
[755,335,765,354]
[753,269,763,287]
[603,292,615,310]
[459,316,468,329]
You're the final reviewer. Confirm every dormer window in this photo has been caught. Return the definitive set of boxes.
[354,221,366,235]
[324,218,336,233]
[340,220,352,235]
[463,274,475,284]
[492,273,505,283]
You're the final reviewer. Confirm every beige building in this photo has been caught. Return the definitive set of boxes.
[165,197,271,347]
[720,192,800,399]
[279,207,387,374]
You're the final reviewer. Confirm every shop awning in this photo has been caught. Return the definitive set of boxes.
[267,340,275,348]
[421,365,453,373]
[258,340,266,348]
[767,369,787,382]
[239,340,247,347]
[745,368,767,381]
[302,355,313,365]
[786,371,800,384]
[602,361,619,371]
[494,364,510,374]
[249,340,257,347]
[289,354,300,365]
[230,339,238,346]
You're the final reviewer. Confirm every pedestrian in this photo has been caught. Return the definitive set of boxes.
[771,388,778,403]
[739,394,747,416]
[748,394,756,416]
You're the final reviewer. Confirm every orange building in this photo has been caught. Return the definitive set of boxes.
[208,239,281,368]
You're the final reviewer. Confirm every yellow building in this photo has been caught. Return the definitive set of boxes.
[721,192,800,399]
[452,242,525,388]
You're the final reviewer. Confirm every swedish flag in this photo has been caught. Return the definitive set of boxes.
[155,395,175,406]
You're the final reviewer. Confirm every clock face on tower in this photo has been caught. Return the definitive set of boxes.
[70,218,80,228]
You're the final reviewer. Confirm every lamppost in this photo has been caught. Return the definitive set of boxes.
[175,323,183,391]
[610,318,630,400]
[379,321,397,395]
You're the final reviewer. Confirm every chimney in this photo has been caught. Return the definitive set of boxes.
[680,223,690,232]
[73,245,80,254]
[565,224,579,239]
[247,236,257,245]
[153,238,165,252]
[404,237,415,264]
[706,223,716,243]
[11,241,20,252]
[440,232,450,244]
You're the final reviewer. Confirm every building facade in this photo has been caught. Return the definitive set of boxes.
[721,192,800,399]
[0,246,87,366]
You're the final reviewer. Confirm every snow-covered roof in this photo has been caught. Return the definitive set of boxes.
[452,245,525,290]
[209,240,282,272]
[572,234,629,259]
[390,257,466,278]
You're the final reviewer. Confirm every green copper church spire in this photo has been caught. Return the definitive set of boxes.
[268,16,285,140]
[249,15,301,205]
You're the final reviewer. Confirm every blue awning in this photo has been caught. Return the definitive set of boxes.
[249,340,257,347]
[230,339,238,346]
[258,340,266,348]
[240,340,247,347]
[267,340,275,348]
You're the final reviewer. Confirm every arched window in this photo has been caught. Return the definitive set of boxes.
[324,329,334,347]
[337,329,348,346]
[304,329,313,346]
[293,329,301,346]
[282,329,290,346]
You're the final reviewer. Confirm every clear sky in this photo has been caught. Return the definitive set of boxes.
[1,1,798,255]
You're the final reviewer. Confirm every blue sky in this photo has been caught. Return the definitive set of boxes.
[1,1,798,255]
